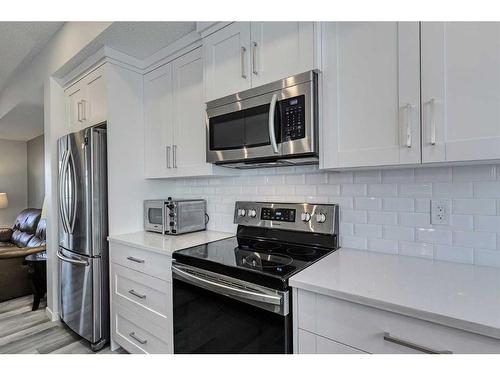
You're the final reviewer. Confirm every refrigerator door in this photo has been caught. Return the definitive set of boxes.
[58,247,103,343]
[58,127,107,257]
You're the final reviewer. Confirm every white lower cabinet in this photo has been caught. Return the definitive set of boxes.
[294,289,500,354]
[109,243,173,354]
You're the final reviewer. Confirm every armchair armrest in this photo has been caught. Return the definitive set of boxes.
[0,245,46,260]
[0,228,13,242]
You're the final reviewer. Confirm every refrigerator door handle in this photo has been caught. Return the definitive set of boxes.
[57,249,89,266]
[67,151,78,234]
[59,150,71,234]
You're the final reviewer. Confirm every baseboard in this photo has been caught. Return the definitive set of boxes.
[46,306,59,322]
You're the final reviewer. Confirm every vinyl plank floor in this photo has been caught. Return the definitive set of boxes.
[0,296,125,354]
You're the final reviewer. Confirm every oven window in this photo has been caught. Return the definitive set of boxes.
[209,103,280,151]
[148,208,163,225]
[173,278,292,354]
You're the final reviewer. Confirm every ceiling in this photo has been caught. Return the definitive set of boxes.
[0,22,64,93]
[0,103,44,141]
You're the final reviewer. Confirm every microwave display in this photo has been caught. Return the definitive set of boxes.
[281,95,305,141]
[148,207,163,225]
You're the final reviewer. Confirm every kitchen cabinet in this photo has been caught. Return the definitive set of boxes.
[203,22,318,102]
[109,242,173,354]
[421,22,500,163]
[65,64,107,132]
[320,22,421,169]
[294,289,500,354]
[144,47,233,178]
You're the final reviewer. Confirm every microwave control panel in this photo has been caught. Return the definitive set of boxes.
[281,95,306,141]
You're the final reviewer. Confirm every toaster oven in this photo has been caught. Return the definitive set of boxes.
[144,198,207,235]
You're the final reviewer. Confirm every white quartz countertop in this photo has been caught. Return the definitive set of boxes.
[107,230,234,256]
[289,248,500,339]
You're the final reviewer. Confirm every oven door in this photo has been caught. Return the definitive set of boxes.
[206,80,314,164]
[144,201,165,233]
[172,263,292,354]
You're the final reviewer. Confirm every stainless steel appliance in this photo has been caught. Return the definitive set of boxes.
[57,124,108,351]
[206,71,319,168]
[172,201,339,353]
[144,198,207,235]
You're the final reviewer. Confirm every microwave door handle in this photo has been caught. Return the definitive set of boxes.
[268,94,279,154]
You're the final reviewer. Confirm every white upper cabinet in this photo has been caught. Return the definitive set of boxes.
[250,22,315,87]
[321,22,421,169]
[421,22,500,163]
[64,64,107,133]
[144,63,173,178]
[203,22,252,102]
[203,22,317,102]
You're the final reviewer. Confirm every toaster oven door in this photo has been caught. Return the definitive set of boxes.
[144,201,165,233]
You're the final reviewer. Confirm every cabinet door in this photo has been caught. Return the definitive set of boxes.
[321,22,421,169]
[65,83,85,132]
[83,65,107,126]
[203,22,251,101]
[250,22,315,87]
[172,48,206,171]
[144,63,174,177]
[421,22,500,163]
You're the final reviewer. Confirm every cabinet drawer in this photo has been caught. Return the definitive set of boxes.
[110,242,171,281]
[297,290,500,354]
[112,303,172,354]
[298,329,364,354]
[111,263,171,324]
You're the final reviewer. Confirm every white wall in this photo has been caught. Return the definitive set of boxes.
[158,164,500,268]
[27,134,45,208]
[0,139,27,227]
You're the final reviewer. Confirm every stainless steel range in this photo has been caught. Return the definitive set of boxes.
[172,201,339,354]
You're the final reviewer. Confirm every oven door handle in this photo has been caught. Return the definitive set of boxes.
[268,93,279,154]
[172,265,283,306]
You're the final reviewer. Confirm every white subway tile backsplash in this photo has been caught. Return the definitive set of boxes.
[368,238,398,254]
[435,245,474,264]
[355,197,382,210]
[453,165,496,182]
[453,231,497,249]
[399,183,432,197]
[382,197,414,212]
[164,164,500,267]
[354,224,382,238]
[433,183,473,198]
[368,211,398,225]
[368,184,398,197]
[452,199,496,215]
[383,225,414,241]
[341,184,367,196]
[416,228,452,245]
[399,241,434,259]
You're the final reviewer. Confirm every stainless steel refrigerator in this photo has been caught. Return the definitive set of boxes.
[57,124,109,351]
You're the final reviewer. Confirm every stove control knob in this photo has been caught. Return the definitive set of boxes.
[248,209,257,218]
[316,212,327,223]
[301,212,311,222]
[237,208,247,217]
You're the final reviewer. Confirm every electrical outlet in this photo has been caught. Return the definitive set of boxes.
[431,199,450,225]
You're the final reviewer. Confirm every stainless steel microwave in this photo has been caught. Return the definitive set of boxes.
[206,70,319,168]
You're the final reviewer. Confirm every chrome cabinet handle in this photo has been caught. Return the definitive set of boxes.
[128,289,146,299]
[383,332,452,354]
[426,98,436,145]
[240,46,247,79]
[81,99,87,121]
[77,102,82,122]
[252,41,258,75]
[166,145,171,169]
[404,103,412,148]
[126,256,145,264]
[173,145,177,168]
[129,332,147,345]
[268,94,279,154]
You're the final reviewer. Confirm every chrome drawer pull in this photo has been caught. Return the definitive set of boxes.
[128,289,146,299]
[383,332,452,354]
[126,256,145,264]
[129,332,147,345]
